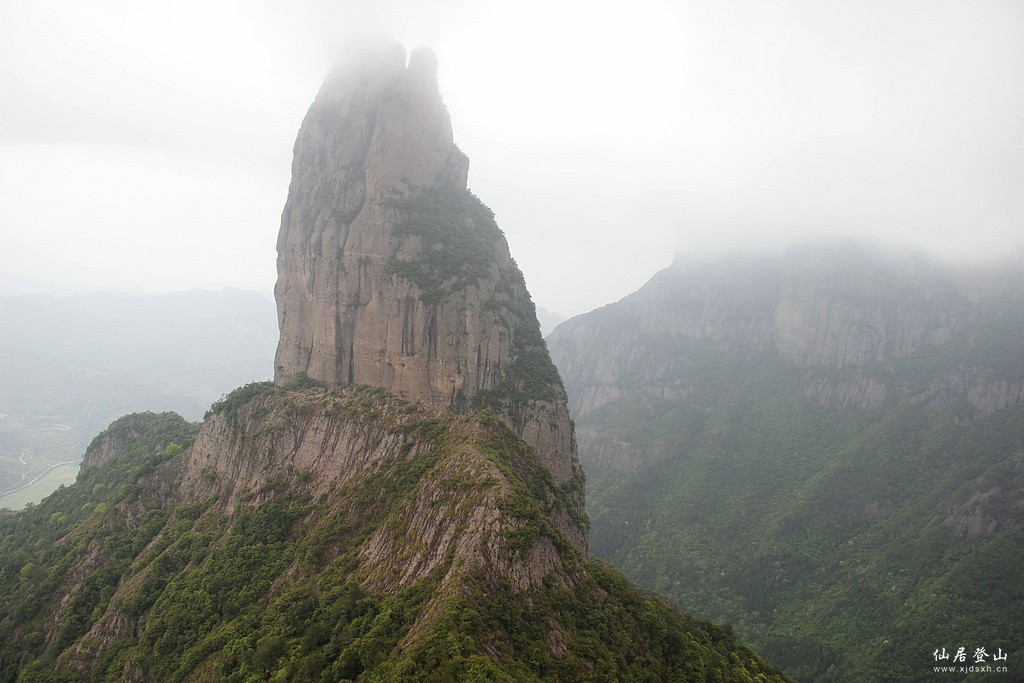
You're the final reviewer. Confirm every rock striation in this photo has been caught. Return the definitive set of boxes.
[550,244,1024,420]
[273,42,584,548]
[180,387,583,601]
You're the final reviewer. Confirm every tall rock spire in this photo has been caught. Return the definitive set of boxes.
[273,40,586,553]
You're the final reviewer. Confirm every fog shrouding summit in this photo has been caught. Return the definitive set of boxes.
[2,0,1022,315]
[271,41,587,556]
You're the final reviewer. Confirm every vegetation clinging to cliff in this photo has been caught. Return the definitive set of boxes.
[386,186,503,304]
[0,387,791,682]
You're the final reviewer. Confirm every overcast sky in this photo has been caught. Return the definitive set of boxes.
[2,0,1022,316]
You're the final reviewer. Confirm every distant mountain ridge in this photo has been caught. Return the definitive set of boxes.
[0,288,277,500]
[535,306,566,338]
[547,244,1024,680]
[0,288,278,410]
[550,244,1023,472]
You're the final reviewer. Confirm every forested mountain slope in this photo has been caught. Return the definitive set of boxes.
[548,245,1024,682]
[0,390,790,682]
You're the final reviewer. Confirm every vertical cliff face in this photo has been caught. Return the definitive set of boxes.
[550,245,1024,418]
[273,41,585,552]
[273,42,467,392]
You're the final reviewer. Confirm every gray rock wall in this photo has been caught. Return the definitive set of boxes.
[272,42,586,552]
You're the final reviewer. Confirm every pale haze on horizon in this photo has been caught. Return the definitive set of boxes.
[1,0,1022,318]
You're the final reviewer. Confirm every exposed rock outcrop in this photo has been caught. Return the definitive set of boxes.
[272,42,584,552]
[182,387,581,598]
[81,412,197,470]
[551,245,1024,419]
[943,450,1024,539]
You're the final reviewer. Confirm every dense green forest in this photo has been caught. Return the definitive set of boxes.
[0,386,792,682]
[579,349,1024,682]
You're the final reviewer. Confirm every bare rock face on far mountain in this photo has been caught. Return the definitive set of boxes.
[273,41,585,554]
[549,245,1024,419]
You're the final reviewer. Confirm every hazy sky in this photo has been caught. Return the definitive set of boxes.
[2,0,1022,316]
